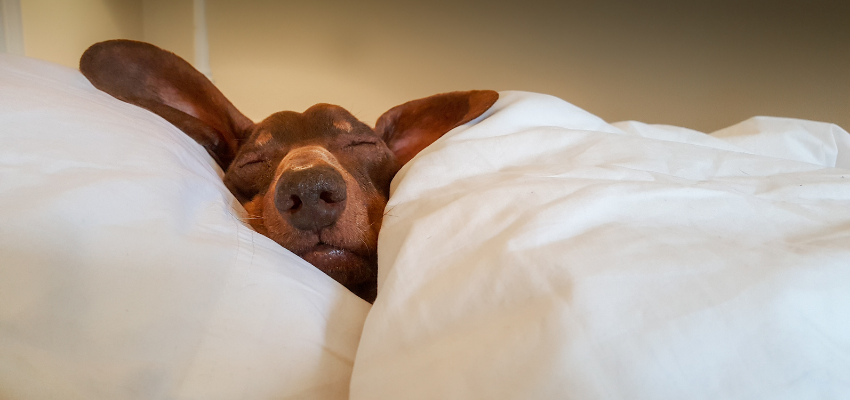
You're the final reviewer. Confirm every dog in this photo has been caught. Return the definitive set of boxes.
[79,40,498,303]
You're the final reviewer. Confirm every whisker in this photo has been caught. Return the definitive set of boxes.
[352,224,373,252]
[242,213,264,220]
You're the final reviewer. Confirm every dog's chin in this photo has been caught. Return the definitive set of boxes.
[300,244,377,302]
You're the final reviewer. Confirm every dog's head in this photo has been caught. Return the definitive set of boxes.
[80,40,498,302]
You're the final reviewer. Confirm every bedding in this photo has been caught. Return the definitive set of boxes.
[350,91,850,399]
[0,54,369,400]
[3,53,849,400]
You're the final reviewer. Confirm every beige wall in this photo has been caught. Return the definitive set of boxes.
[21,0,142,67]
[19,0,192,68]
[141,0,193,63]
[17,0,850,132]
[205,0,849,132]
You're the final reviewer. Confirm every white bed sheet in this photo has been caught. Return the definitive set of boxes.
[0,54,369,400]
[351,91,850,399]
[4,53,849,399]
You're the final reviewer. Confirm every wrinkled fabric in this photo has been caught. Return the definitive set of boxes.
[0,54,369,400]
[352,91,850,400]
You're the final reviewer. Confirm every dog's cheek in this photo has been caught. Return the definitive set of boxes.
[260,192,292,244]
[367,191,388,238]
[347,187,385,252]
[242,194,269,236]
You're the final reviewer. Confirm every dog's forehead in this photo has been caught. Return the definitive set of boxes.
[254,104,372,143]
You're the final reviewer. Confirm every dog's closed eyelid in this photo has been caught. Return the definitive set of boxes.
[234,152,271,168]
[345,140,378,148]
[241,159,267,167]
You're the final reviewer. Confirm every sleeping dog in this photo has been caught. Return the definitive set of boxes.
[79,40,497,303]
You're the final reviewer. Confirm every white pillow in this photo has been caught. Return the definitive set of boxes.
[351,91,850,399]
[0,54,369,400]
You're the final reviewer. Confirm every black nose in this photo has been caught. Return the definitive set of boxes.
[274,165,347,231]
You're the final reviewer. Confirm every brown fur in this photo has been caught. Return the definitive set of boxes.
[80,39,498,302]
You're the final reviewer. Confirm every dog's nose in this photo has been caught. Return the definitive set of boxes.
[274,165,347,231]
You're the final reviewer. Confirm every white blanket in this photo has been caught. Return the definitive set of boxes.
[351,91,850,399]
[0,54,369,400]
[3,54,849,399]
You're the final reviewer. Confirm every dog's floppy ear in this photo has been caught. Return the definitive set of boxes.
[375,90,499,166]
[80,39,253,168]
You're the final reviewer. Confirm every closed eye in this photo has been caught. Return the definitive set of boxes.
[235,153,271,169]
[239,160,268,173]
[346,140,377,148]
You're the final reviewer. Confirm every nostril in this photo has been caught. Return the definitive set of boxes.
[289,195,302,211]
[277,194,303,212]
[320,190,341,204]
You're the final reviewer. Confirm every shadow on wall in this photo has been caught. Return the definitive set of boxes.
[205,0,849,132]
[15,0,850,132]
[20,0,143,65]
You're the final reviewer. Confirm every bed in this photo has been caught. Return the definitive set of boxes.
[1,54,848,399]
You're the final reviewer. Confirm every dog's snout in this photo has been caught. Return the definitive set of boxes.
[275,165,347,231]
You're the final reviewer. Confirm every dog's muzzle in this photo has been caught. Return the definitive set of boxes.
[274,164,347,231]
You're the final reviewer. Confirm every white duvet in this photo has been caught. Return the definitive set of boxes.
[2,55,849,399]
[350,91,850,399]
[0,55,369,399]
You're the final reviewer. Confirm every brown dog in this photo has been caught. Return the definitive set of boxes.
[79,40,497,302]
